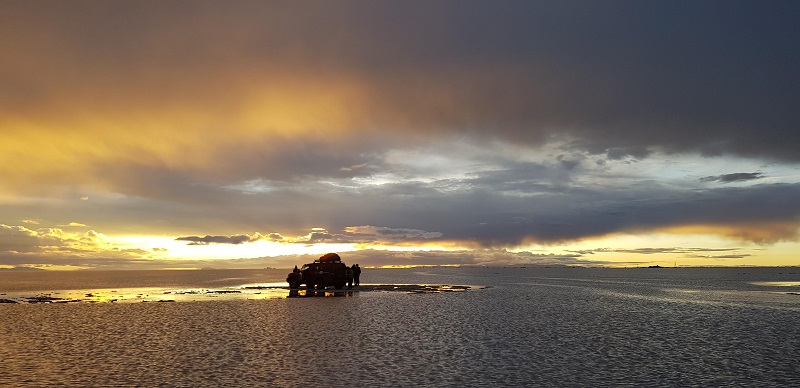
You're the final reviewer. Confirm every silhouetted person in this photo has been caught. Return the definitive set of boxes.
[352,264,361,286]
[293,266,300,273]
[346,267,354,288]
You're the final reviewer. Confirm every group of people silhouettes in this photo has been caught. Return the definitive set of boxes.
[347,263,361,288]
[352,264,361,286]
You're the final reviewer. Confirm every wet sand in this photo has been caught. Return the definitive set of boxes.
[2,267,799,386]
[0,283,475,304]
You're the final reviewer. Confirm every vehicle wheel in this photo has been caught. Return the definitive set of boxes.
[317,280,325,290]
[335,283,344,289]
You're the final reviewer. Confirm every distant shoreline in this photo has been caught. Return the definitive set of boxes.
[2,265,799,272]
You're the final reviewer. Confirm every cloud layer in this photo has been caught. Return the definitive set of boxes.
[2,2,799,268]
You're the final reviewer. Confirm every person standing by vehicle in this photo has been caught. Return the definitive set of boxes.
[346,266,354,288]
[352,264,361,286]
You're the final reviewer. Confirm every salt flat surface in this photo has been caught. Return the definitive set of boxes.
[1,267,798,386]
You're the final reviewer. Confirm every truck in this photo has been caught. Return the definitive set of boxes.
[287,253,352,289]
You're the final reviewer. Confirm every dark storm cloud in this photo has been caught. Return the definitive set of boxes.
[585,247,751,261]
[336,178,800,246]
[593,247,740,255]
[5,153,798,249]
[304,231,334,244]
[585,247,753,260]
[381,1,800,161]
[605,147,652,161]
[683,254,751,260]
[42,161,800,248]
[174,226,446,247]
[700,172,765,183]
[3,1,799,163]
[336,249,598,268]
[176,234,262,245]
[348,226,443,240]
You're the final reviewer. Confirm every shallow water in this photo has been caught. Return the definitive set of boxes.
[1,267,799,386]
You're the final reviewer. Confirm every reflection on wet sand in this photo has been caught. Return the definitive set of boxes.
[288,289,355,298]
[751,281,800,287]
[284,284,474,297]
[0,284,475,304]
[362,284,472,293]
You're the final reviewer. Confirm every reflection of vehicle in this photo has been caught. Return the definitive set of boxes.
[287,253,352,290]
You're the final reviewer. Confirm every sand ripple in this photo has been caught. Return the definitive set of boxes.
[1,267,798,386]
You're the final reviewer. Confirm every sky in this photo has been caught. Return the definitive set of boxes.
[2,1,799,270]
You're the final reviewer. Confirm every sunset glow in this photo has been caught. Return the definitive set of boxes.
[2,2,799,270]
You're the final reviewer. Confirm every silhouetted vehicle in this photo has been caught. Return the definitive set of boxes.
[287,253,352,290]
